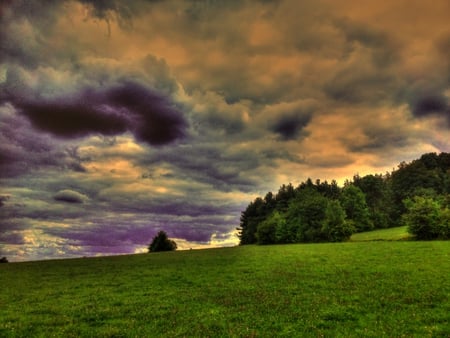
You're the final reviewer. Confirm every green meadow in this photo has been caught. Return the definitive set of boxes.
[1,238,449,337]
[350,225,413,242]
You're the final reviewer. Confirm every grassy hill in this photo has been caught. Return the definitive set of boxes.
[1,241,449,337]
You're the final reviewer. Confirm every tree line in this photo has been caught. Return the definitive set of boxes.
[238,152,450,245]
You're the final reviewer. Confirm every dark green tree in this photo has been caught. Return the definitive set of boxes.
[238,197,269,245]
[403,196,450,240]
[275,183,296,213]
[389,153,450,223]
[286,188,328,242]
[148,231,177,252]
[353,174,393,228]
[321,200,355,242]
[340,185,373,232]
[256,212,279,244]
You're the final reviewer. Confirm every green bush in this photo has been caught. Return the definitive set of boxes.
[403,196,450,240]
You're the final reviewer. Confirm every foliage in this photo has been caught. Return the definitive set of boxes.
[286,188,329,242]
[403,196,450,240]
[390,152,450,222]
[239,152,450,246]
[322,200,355,242]
[340,185,373,232]
[238,197,273,245]
[1,243,449,336]
[0,257,8,263]
[148,231,177,253]
[353,174,393,228]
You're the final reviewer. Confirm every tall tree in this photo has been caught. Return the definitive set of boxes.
[340,185,373,232]
[353,174,393,228]
[286,188,328,242]
[238,197,267,245]
[321,200,354,242]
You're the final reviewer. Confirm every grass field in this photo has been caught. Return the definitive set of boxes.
[350,226,412,242]
[1,241,449,337]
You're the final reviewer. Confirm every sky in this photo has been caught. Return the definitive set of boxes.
[0,0,449,262]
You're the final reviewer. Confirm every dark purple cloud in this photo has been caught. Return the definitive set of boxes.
[412,95,449,125]
[270,114,311,140]
[0,231,25,245]
[54,189,88,204]
[6,81,187,146]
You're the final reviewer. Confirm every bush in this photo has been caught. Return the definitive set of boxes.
[0,257,8,263]
[148,231,177,252]
[403,196,450,240]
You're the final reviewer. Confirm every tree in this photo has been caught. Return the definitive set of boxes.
[0,257,8,263]
[403,196,450,240]
[256,212,279,244]
[286,188,328,242]
[148,231,177,252]
[275,183,296,213]
[340,185,373,232]
[321,200,355,242]
[238,197,267,245]
[353,174,393,228]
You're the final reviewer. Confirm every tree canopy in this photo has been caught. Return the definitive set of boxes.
[237,152,450,245]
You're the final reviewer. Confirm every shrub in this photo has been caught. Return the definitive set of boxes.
[403,196,450,240]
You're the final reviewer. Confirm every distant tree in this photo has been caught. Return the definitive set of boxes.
[0,257,8,263]
[256,212,279,244]
[238,197,267,245]
[275,183,296,213]
[403,196,450,240]
[353,174,393,228]
[286,188,328,242]
[148,231,177,253]
[321,200,355,242]
[389,153,450,222]
[340,185,373,232]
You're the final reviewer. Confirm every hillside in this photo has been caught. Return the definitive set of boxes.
[1,242,449,337]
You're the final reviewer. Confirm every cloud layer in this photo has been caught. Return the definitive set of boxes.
[7,81,187,145]
[1,0,449,261]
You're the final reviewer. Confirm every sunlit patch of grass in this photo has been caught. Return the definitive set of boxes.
[350,226,412,242]
[1,242,449,337]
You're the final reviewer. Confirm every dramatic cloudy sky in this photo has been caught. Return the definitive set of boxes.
[1,0,449,261]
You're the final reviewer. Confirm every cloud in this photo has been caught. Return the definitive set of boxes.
[0,195,10,207]
[54,189,89,204]
[270,114,311,140]
[5,81,187,146]
[412,95,450,125]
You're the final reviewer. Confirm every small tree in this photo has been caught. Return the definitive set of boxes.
[403,196,450,240]
[340,185,373,232]
[148,231,177,252]
[322,200,355,242]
